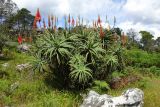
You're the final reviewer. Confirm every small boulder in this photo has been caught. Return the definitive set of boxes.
[2,63,9,67]
[10,81,19,93]
[0,54,4,57]
[17,44,31,52]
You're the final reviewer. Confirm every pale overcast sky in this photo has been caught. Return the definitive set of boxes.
[12,0,160,39]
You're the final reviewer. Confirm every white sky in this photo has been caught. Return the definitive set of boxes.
[12,0,160,39]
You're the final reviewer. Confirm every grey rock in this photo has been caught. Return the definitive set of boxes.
[80,88,144,107]
[0,53,4,57]
[2,63,9,67]
[16,63,31,71]
[1,63,9,71]
[10,81,19,93]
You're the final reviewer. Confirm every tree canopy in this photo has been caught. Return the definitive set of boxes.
[140,31,154,51]
[4,8,34,32]
[0,0,18,22]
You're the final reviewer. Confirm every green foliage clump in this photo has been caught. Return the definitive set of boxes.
[92,80,110,93]
[111,71,125,79]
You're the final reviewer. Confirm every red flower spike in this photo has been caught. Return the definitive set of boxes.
[68,14,71,23]
[72,17,75,27]
[48,15,51,27]
[35,8,41,22]
[98,15,101,25]
[100,24,104,39]
[18,35,22,45]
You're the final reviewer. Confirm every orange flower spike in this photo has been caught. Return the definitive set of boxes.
[33,18,37,29]
[72,17,75,27]
[51,15,54,28]
[68,14,71,23]
[29,37,32,43]
[98,15,101,25]
[48,15,51,28]
[100,24,104,39]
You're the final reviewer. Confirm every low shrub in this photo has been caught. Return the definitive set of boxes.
[92,80,110,93]
[124,49,160,68]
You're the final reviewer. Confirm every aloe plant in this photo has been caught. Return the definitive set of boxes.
[33,28,125,89]
[36,31,74,65]
[105,54,118,73]
[79,39,105,64]
[69,54,92,84]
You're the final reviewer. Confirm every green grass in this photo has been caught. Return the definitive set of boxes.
[0,50,81,107]
[124,49,160,67]
[143,78,160,107]
[107,77,160,107]
[1,50,160,107]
